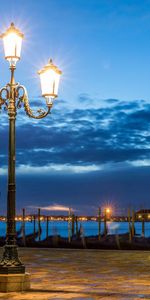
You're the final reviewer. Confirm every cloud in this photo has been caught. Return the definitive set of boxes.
[105,99,119,104]
[129,159,150,167]
[0,97,150,176]
[1,164,149,215]
[0,163,101,176]
[29,204,72,212]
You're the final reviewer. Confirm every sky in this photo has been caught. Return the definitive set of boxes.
[0,0,150,215]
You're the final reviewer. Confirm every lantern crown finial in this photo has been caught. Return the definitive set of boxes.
[1,23,24,38]
[49,58,53,64]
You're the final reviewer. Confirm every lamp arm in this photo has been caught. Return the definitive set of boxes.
[16,85,52,119]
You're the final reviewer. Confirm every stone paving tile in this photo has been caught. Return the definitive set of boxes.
[0,249,150,299]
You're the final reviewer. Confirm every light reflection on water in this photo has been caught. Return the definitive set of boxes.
[0,221,150,240]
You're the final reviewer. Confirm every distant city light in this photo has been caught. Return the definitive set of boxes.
[106,208,111,214]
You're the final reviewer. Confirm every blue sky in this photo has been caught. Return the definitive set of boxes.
[1,0,150,101]
[0,0,150,215]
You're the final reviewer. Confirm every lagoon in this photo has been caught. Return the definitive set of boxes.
[0,220,150,239]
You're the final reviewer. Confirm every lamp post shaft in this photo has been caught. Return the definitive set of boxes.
[0,68,25,274]
[7,110,16,243]
[7,67,16,244]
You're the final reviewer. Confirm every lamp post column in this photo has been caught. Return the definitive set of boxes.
[0,67,25,274]
[7,66,16,247]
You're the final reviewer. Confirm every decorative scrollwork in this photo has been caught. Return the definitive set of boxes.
[0,86,9,110]
[0,83,52,118]
[16,84,52,119]
[16,84,25,109]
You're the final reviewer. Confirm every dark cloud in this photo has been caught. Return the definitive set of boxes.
[105,98,119,104]
[0,98,150,168]
[78,93,94,103]
[1,98,150,214]
[1,166,150,215]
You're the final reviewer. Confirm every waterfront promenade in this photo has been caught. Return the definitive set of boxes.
[0,248,150,299]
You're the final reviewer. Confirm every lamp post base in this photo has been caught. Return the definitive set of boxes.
[0,245,25,274]
[0,273,30,292]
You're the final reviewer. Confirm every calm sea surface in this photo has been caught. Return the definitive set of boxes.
[0,221,150,240]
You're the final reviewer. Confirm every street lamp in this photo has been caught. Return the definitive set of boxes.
[0,23,62,286]
[106,208,111,215]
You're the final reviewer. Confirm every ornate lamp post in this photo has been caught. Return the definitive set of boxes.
[0,23,61,282]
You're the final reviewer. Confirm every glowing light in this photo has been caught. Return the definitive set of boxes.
[1,23,24,66]
[106,208,111,214]
[38,59,62,99]
[102,200,116,217]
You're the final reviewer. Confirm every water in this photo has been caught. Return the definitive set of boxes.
[0,220,150,240]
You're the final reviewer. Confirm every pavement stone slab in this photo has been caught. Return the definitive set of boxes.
[0,248,149,299]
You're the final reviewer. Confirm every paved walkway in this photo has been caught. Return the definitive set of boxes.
[0,248,149,299]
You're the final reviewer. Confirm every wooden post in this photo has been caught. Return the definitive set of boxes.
[46,216,49,239]
[75,216,79,238]
[131,210,135,238]
[33,214,36,238]
[71,214,75,237]
[142,216,145,237]
[104,209,107,236]
[128,209,132,242]
[22,208,26,246]
[98,207,101,240]
[68,208,71,243]
[38,208,41,241]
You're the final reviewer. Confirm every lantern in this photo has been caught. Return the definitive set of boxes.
[38,59,62,98]
[1,23,24,66]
